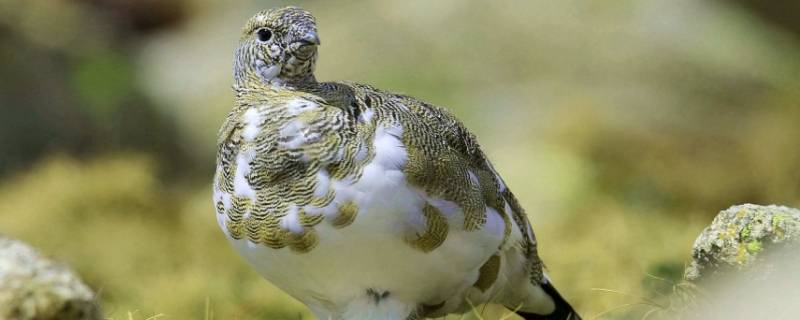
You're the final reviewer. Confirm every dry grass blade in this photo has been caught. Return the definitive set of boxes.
[641,305,663,320]
[591,302,657,320]
[205,297,213,320]
[590,288,665,309]
[498,302,525,320]
[465,299,486,320]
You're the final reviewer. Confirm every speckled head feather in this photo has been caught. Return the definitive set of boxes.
[234,6,320,88]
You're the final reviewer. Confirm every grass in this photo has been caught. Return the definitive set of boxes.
[0,154,708,319]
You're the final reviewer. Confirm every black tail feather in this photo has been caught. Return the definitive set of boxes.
[516,280,581,320]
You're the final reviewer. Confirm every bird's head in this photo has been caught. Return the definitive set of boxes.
[234,6,320,88]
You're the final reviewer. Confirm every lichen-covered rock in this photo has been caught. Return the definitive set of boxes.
[684,204,800,281]
[649,204,800,320]
[0,236,101,320]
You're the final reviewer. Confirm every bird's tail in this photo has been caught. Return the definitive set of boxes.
[516,279,581,320]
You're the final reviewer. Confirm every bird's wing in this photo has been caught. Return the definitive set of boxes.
[213,94,372,252]
[348,83,545,284]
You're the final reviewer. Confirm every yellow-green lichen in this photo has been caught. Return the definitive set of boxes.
[745,240,762,254]
[772,214,788,239]
[740,225,751,239]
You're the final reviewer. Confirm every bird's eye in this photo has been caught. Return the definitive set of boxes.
[256,28,272,42]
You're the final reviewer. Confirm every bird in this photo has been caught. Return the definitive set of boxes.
[213,6,581,320]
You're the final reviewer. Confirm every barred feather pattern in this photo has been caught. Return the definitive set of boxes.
[214,91,373,252]
[212,7,560,320]
[214,81,544,281]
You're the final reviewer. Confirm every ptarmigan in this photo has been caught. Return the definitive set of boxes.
[213,6,580,320]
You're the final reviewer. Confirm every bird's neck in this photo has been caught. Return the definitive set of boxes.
[234,70,320,94]
[280,73,318,88]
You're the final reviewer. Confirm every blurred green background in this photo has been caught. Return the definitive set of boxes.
[0,0,798,319]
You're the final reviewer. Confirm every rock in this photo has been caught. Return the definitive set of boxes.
[662,204,800,319]
[684,204,800,282]
[680,250,800,320]
[0,236,101,320]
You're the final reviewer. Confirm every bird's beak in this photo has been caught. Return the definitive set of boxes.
[297,32,321,46]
